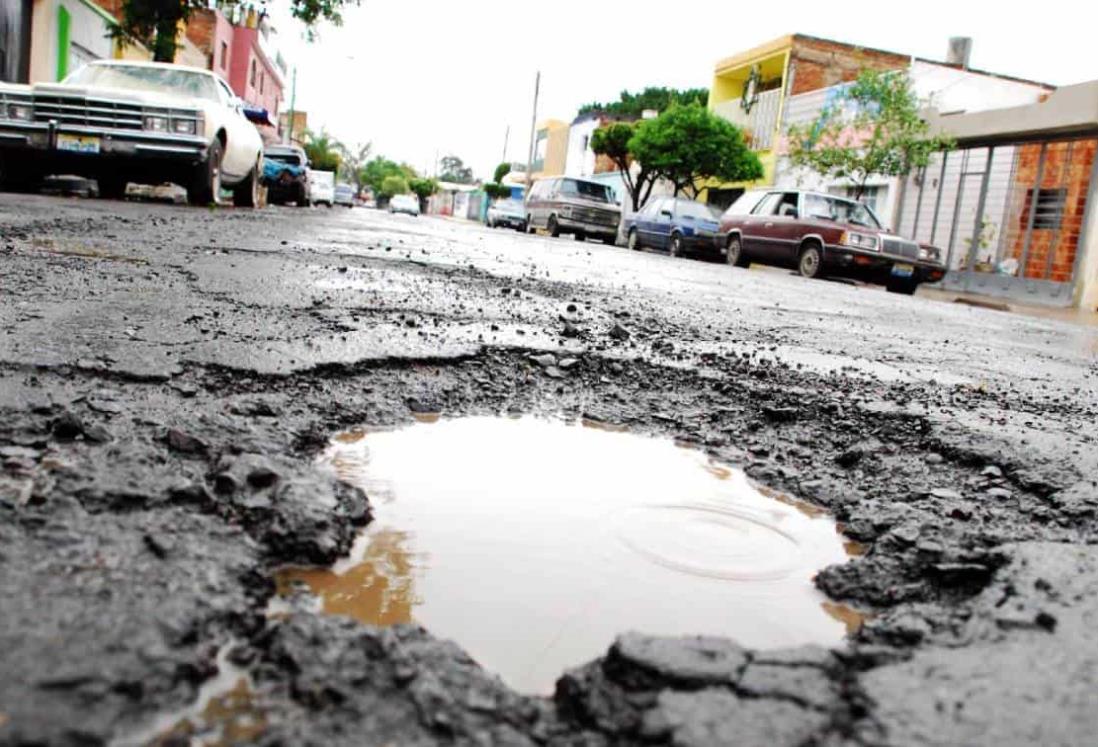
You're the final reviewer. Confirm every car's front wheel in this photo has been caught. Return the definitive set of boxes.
[798,243,824,279]
[232,158,261,208]
[574,230,586,242]
[669,232,684,257]
[726,235,748,267]
[189,138,223,206]
[547,215,561,238]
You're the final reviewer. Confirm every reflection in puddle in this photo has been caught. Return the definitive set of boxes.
[278,417,856,694]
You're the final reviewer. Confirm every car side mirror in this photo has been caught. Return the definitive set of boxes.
[660,210,673,218]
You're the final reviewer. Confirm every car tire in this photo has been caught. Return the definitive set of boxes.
[726,235,748,267]
[627,228,642,251]
[798,243,824,279]
[547,214,561,238]
[886,278,919,295]
[516,223,526,233]
[574,231,586,242]
[669,232,684,257]
[232,159,261,208]
[189,138,223,206]
[526,216,536,234]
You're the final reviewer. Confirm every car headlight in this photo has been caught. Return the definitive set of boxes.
[839,231,879,251]
[144,115,168,132]
[172,118,196,135]
[7,103,32,121]
[560,206,572,218]
[917,246,941,262]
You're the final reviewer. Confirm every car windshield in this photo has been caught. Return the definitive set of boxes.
[675,200,718,220]
[559,179,611,203]
[723,191,767,216]
[63,64,220,102]
[803,194,881,229]
[265,152,303,166]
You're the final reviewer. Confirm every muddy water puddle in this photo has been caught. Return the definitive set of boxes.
[277,417,856,694]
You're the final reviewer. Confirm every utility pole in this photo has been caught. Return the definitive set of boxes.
[501,125,510,165]
[285,67,297,145]
[524,71,540,187]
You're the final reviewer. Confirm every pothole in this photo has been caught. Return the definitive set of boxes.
[276,416,859,694]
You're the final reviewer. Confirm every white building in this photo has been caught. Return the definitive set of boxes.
[775,58,1052,227]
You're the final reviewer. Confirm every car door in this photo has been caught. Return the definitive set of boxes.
[636,198,662,246]
[741,192,783,256]
[652,197,674,249]
[768,192,805,265]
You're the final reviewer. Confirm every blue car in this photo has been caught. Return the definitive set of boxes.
[625,196,721,257]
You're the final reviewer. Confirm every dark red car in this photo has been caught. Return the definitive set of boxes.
[717,189,946,294]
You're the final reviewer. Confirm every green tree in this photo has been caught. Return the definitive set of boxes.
[439,155,474,184]
[338,142,372,192]
[361,157,404,196]
[113,0,359,63]
[379,174,409,199]
[630,103,763,198]
[492,162,510,183]
[578,86,709,118]
[303,130,342,172]
[408,177,438,200]
[785,70,954,199]
[482,162,512,201]
[590,122,656,211]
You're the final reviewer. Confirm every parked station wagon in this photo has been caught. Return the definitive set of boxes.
[718,190,947,294]
[525,176,621,243]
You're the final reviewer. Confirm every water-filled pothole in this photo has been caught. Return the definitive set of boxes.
[276,416,858,693]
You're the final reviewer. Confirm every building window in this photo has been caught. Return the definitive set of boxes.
[1030,188,1066,230]
[219,41,228,69]
[259,71,264,95]
[250,58,256,87]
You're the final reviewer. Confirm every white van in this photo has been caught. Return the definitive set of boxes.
[307,169,335,207]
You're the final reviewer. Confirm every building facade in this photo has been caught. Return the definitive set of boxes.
[530,119,568,180]
[1,0,33,82]
[707,34,910,209]
[186,7,285,139]
[776,56,1052,226]
[892,82,1098,309]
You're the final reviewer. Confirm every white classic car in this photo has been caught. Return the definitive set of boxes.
[0,60,264,206]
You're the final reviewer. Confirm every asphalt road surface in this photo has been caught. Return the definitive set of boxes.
[2,194,1097,746]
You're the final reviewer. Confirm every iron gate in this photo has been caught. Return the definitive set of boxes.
[895,137,1098,306]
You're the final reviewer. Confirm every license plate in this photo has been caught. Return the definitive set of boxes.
[891,263,915,278]
[56,134,101,154]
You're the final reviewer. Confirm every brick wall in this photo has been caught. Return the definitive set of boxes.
[1009,138,1097,282]
[788,36,909,96]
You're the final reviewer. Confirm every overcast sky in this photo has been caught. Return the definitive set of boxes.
[271,1,1098,180]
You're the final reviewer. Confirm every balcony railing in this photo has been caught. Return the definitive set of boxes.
[712,88,782,151]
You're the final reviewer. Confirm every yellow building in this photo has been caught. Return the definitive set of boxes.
[706,34,910,208]
[530,119,569,180]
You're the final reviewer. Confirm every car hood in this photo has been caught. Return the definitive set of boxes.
[28,81,205,110]
[568,196,621,213]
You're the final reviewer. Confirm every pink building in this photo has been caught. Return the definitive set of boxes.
[186,8,285,141]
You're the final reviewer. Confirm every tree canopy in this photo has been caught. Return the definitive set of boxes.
[592,104,762,208]
[408,177,439,200]
[113,0,359,63]
[438,155,474,185]
[785,70,954,199]
[578,87,709,118]
[379,174,409,199]
[302,130,342,172]
[630,104,763,198]
[361,157,414,196]
[590,122,654,212]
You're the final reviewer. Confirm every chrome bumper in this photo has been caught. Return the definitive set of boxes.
[0,120,207,158]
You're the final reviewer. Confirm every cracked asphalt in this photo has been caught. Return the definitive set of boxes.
[2,193,1097,746]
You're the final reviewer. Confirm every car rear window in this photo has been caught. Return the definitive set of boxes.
[724,191,767,216]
